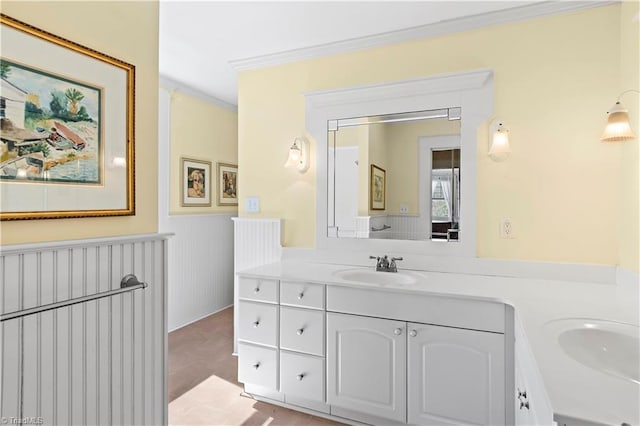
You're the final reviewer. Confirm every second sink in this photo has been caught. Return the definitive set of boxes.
[545,318,640,384]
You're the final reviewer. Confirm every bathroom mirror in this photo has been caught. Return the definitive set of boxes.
[307,69,493,256]
[327,108,462,241]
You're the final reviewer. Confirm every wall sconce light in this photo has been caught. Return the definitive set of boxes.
[284,136,309,173]
[488,119,510,162]
[601,90,639,142]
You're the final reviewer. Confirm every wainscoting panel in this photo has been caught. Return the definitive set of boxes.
[232,218,282,353]
[164,214,235,331]
[0,234,168,426]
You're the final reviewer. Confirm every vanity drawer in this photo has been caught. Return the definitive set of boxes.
[280,281,325,309]
[239,277,278,303]
[238,300,278,347]
[327,286,505,333]
[238,342,278,390]
[280,306,325,356]
[280,351,325,402]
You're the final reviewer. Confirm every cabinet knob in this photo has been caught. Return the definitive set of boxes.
[296,374,305,381]
[253,362,260,370]
[253,320,260,328]
[517,389,527,399]
[297,292,304,299]
[394,328,403,335]
[519,401,530,410]
[297,328,304,335]
[254,287,260,293]
[409,330,418,337]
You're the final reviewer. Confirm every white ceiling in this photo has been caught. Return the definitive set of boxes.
[158,1,601,107]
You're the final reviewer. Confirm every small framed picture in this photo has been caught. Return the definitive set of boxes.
[217,162,238,206]
[181,158,211,207]
[370,164,386,210]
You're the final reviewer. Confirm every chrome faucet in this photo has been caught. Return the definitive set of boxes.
[369,255,403,272]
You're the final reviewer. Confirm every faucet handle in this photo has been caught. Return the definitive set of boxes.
[369,255,379,260]
[389,257,403,272]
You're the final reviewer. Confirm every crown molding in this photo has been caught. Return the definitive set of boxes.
[229,1,617,71]
[159,75,238,111]
[305,68,492,109]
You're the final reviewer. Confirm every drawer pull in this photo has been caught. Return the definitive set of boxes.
[296,373,305,381]
[254,287,260,293]
[296,328,304,335]
[409,329,418,337]
[297,292,304,299]
[253,320,260,328]
[517,389,527,399]
[394,328,403,336]
[253,362,261,370]
[519,401,530,410]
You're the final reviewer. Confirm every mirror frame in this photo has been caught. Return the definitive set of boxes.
[305,69,494,257]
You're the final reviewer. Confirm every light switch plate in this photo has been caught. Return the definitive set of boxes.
[246,197,260,213]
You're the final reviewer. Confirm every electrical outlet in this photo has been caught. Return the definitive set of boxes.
[500,218,514,239]
[246,197,260,213]
[400,204,409,214]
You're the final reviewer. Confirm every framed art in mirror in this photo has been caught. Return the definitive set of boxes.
[370,164,385,210]
[0,14,135,220]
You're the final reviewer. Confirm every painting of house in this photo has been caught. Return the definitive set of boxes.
[0,76,27,128]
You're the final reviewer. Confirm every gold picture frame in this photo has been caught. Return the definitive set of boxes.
[181,158,212,207]
[216,162,238,206]
[370,164,386,211]
[0,14,135,220]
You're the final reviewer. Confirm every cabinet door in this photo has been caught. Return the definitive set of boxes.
[408,323,505,425]
[327,312,406,423]
[514,316,554,425]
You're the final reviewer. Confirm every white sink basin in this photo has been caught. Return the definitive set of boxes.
[545,318,640,384]
[333,268,419,285]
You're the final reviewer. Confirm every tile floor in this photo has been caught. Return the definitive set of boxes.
[168,306,345,425]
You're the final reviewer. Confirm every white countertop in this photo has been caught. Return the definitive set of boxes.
[237,260,640,426]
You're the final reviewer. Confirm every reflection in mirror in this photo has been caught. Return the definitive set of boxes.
[431,149,460,241]
[327,108,461,241]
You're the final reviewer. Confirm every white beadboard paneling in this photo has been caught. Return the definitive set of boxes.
[164,214,235,332]
[0,234,167,426]
[232,218,282,353]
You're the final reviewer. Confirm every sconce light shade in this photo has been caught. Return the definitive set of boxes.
[488,119,510,162]
[601,102,636,142]
[284,137,309,173]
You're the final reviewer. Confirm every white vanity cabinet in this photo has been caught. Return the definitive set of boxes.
[278,281,327,407]
[513,313,554,425]
[327,313,407,423]
[237,277,329,411]
[237,277,280,391]
[237,272,554,426]
[407,322,504,425]
[326,312,505,425]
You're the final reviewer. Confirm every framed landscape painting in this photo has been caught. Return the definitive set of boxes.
[216,162,237,206]
[181,158,211,207]
[0,14,135,220]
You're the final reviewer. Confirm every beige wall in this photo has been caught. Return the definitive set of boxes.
[239,4,638,268]
[0,1,159,245]
[618,1,640,271]
[167,91,238,215]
